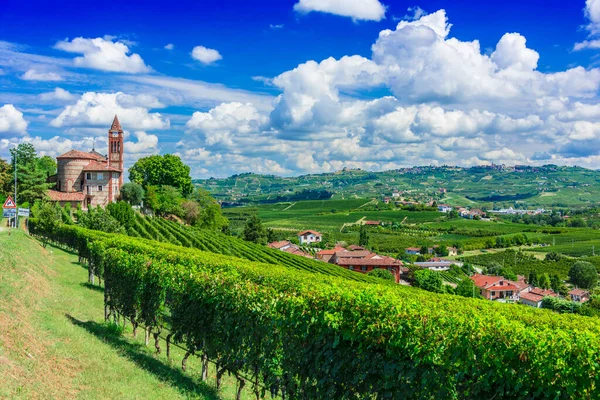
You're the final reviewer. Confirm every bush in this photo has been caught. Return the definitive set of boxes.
[367,268,395,281]
[414,269,444,293]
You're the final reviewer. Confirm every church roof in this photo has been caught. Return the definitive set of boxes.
[89,149,107,159]
[47,190,86,202]
[83,160,121,172]
[110,115,122,132]
[57,150,104,160]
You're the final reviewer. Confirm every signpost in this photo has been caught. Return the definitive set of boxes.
[3,196,17,227]
[18,208,30,217]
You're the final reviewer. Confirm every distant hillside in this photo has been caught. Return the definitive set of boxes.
[193,165,600,208]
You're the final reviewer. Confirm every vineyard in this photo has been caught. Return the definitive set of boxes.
[460,249,600,279]
[125,214,376,283]
[29,220,600,399]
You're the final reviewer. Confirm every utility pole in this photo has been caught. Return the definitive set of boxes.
[14,148,17,228]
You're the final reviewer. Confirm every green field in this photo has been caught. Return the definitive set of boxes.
[196,165,600,208]
[0,226,261,399]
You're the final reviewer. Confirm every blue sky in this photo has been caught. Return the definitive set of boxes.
[1,0,600,178]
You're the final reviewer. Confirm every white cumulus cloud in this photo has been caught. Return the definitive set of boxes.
[294,0,386,21]
[51,92,169,130]
[38,87,75,102]
[54,37,151,73]
[191,46,222,64]
[0,104,28,136]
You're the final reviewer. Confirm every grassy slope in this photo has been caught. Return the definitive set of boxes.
[0,227,251,399]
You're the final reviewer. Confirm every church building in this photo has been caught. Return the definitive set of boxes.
[47,116,124,209]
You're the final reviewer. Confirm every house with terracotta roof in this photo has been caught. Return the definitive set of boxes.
[470,274,528,300]
[267,240,313,259]
[298,230,322,245]
[569,288,590,303]
[519,288,558,308]
[47,116,124,209]
[316,246,345,262]
[363,220,380,226]
[405,247,421,255]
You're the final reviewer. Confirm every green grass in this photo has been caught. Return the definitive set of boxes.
[0,226,258,399]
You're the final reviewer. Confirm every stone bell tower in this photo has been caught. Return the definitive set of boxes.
[108,114,124,187]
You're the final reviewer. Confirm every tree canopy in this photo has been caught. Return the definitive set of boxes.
[414,269,444,293]
[243,214,266,244]
[119,182,145,206]
[569,261,598,289]
[129,154,193,197]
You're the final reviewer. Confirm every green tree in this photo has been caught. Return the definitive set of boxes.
[414,269,444,293]
[78,206,125,234]
[359,225,369,247]
[36,155,57,177]
[436,243,449,256]
[537,273,551,290]
[368,268,395,281]
[456,278,477,298]
[16,161,53,204]
[243,214,266,244]
[528,271,538,287]
[192,188,229,231]
[10,143,36,168]
[419,245,429,255]
[569,261,598,289]
[129,154,193,197]
[107,201,135,229]
[181,200,200,225]
[119,182,145,206]
[0,158,11,196]
[36,202,61,247]
[568,217,587,228]
[145,185,183,217]
[545,252,563,262]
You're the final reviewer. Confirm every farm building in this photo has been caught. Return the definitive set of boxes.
[569,288,590,303]
[298,230,322,245]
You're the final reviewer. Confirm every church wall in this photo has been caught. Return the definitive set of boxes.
[57,159,88,192]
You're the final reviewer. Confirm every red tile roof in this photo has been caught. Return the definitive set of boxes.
[530,288,558,297]
[47,190,86,202]
[298,230,321,236]
[334,250,373,258]
[83,160,121,172]
[57,150,104,160]
[519,292,544,303]
[336,257,402,266]
[470,274,519,291]
[364,220,380,225]
[569,288,590,296]
[283,247,313,259]
[317,247,345,255]
[268,240,292,250]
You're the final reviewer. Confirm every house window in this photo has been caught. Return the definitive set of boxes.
[58,180,61,191]
[112,172,119,179]
[97,172,103,180]
[349,266,354,271]
[361,266,367,272]
[98,186,103,192]
[491,291,495,297]
[86,173,91,180]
